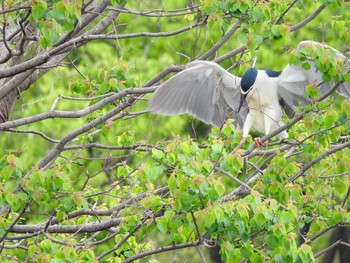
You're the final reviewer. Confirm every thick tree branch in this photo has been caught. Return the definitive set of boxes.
[109,5,201,17]
[0,20,206,85]
[0,87,156,131]
[10,218,123,234]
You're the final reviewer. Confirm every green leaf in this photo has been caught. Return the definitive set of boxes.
[268,184,279,194]
[334,178,347,195]
[211,143,223,154]
[329,211,343,225]
[204,210,216,229]
[152,149,164,160]
[344,72,350,82]
[222,124,235,136]
[298,244,314,261]
[322,73,332,82]
[214,180,225,196]
[31,1,48,20]
[5,192,20,209]
[280,210,294,224]
[99,83,112,94]
[180,142,191,154]
[252,6,264,21]
[222,154,244,173]
[40,239,58,254]
[72,193,88,209]
[28,245,37,256]
[1,166,13,181]
[168,174,176,190]
[111,0,126,4]
[266,235,279,248]
[201,160,213,173]
[301,62,311,70]
[240,246,253,259]
[254,213,266,227]
[146,166,165,182]
[271,25,281,38]
[142,195,163,212]
[203,5,216,14]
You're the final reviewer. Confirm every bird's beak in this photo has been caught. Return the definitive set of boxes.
[238,94,244,113]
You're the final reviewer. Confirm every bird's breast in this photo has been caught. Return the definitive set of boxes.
[245,88,271,110]
[245,77,279,110]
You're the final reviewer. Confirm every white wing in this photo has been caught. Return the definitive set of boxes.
[278,40,350,112]
[148,60,246,128]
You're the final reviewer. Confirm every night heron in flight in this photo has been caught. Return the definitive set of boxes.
[148,41,350,153]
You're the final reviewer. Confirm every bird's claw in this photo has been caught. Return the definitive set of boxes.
[254,137,266,148]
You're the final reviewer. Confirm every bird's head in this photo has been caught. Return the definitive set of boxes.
[240,67,258,94]
[238,67,258,113]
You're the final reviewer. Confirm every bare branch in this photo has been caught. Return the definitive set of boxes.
[63,143,162,152]
[290,4,326,32]
[289,141,350,182]
[0,20,206,86]
[199,20,241,60]
[8,187,169,234]
[120,239,203,263]
[10,217,123,234]
[4,129,59,143]
[214,167,251,190]
[108,5,201,17]
[314,239,341,258]
[0,6,31,15]
[307,225,337,243]
[0,87,156,131]
[0,203,29,244]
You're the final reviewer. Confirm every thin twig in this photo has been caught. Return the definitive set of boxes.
[214,167,251,190]
[97,217,148,260]
[0,204,29,244]
[120,239,202,263]
[314,239,341,258]
[289,141,350,182]
[0,6,30,15]
[5,129,59,143]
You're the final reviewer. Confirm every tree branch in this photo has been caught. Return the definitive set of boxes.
[0,87,156,131]
[120,239,203,263]
[0,20,206,84]
[290,4,326,32]
[289,141,350,182]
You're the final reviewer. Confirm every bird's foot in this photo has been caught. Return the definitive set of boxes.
[254,137,266,148]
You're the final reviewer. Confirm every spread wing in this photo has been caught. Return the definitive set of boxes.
[147,60,246,128]
[278,40,350,115]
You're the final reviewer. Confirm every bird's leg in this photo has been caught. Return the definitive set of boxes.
[229,136,247,155]
[253,137,266,148]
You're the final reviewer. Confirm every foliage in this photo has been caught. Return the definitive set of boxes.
[0,0,349,262]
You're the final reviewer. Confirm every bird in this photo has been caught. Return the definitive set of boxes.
[147,41,350,154]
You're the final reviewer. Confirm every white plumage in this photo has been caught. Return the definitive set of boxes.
[243,70,288,140]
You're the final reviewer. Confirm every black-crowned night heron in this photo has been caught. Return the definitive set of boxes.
[148,41,350,153]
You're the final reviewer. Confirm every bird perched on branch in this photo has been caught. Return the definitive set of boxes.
[147,41,350,153]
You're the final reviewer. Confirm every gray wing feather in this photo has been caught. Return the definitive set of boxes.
[278,64,312,107]
[147,61,243,127]
[278,41,350,115]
